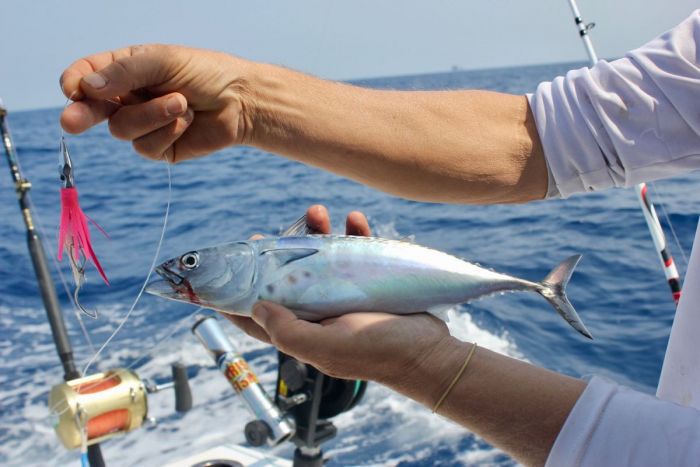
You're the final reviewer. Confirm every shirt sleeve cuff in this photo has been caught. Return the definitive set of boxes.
[545,376,616,466]
[526,92,562,199]
[545,375,700,466]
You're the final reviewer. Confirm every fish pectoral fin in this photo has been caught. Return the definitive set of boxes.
[427,304,452,322]
[260,248,319,266]
[281,214,324,236]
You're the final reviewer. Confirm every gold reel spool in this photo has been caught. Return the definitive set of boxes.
[49,368,148,449]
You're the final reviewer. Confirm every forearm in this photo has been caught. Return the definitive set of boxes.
[242,62,548,204]
[380,336,586,466]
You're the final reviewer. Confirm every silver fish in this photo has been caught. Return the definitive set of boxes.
[146,218,591,338]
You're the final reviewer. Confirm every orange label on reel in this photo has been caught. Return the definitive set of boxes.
[223,358,259,393]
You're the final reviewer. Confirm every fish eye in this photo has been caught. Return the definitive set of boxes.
[180,252,200,270]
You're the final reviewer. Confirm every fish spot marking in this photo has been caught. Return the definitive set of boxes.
[266,284,275,294]
[287,274,297,285]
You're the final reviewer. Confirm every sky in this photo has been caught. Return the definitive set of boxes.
[0,0,696,111]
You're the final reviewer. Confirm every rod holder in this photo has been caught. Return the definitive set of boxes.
[192,315,295,446]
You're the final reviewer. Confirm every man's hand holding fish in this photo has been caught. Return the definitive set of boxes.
[224,204,586,467]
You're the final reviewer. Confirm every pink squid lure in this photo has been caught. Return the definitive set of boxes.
[58,138,108,317]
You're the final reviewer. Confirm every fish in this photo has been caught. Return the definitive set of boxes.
[146,217,592,338]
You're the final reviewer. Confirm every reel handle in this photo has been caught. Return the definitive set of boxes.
[145,362,193,413]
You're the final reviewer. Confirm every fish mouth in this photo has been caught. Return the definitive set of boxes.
[146,265,183,298]
[147,264,204,306]
[156,264,184,285]
[145,278,178,298]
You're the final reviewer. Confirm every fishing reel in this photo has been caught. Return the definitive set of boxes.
[274,352,367,467]
[192,315,366,467]
[49,363,192,450]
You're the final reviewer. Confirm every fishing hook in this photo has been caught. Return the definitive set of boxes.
[67,243,98,319]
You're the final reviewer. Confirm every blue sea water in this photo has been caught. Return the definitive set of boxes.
[1,61,698,466]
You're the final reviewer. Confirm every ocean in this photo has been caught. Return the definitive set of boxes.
[1,61,697,466]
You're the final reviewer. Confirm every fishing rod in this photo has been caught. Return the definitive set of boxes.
[565,0,682,304]
[0,100,106,466]
[0,101,80,381]
[1,101,192,467]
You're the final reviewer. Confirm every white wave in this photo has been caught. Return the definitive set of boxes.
[446,307,525,360]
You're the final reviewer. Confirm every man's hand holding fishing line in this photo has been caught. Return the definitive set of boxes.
[60,44,548,204]
[60,45,249,162]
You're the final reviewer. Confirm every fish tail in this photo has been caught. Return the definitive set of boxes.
[536,254,592,339]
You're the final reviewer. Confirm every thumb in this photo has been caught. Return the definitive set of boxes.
[252,302,330,361]
[79,45,172,100]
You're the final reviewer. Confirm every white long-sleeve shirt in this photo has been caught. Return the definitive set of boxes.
[527,10,700,467]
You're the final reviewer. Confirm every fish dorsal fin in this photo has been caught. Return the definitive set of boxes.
[260,248,319,266]
[281,214,323,236]
[399,235,416,243]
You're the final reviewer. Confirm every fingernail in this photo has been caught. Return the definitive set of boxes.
[182,108,194,123]
[252,303,269,327]
[166,96,185,116]
[83,72,107,89]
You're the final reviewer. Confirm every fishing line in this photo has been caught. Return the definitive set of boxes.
[46,96,182,429]
[650,181,690,270]
[117,306,204,373]
[56,95,174,376]
[80,152,172,377]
